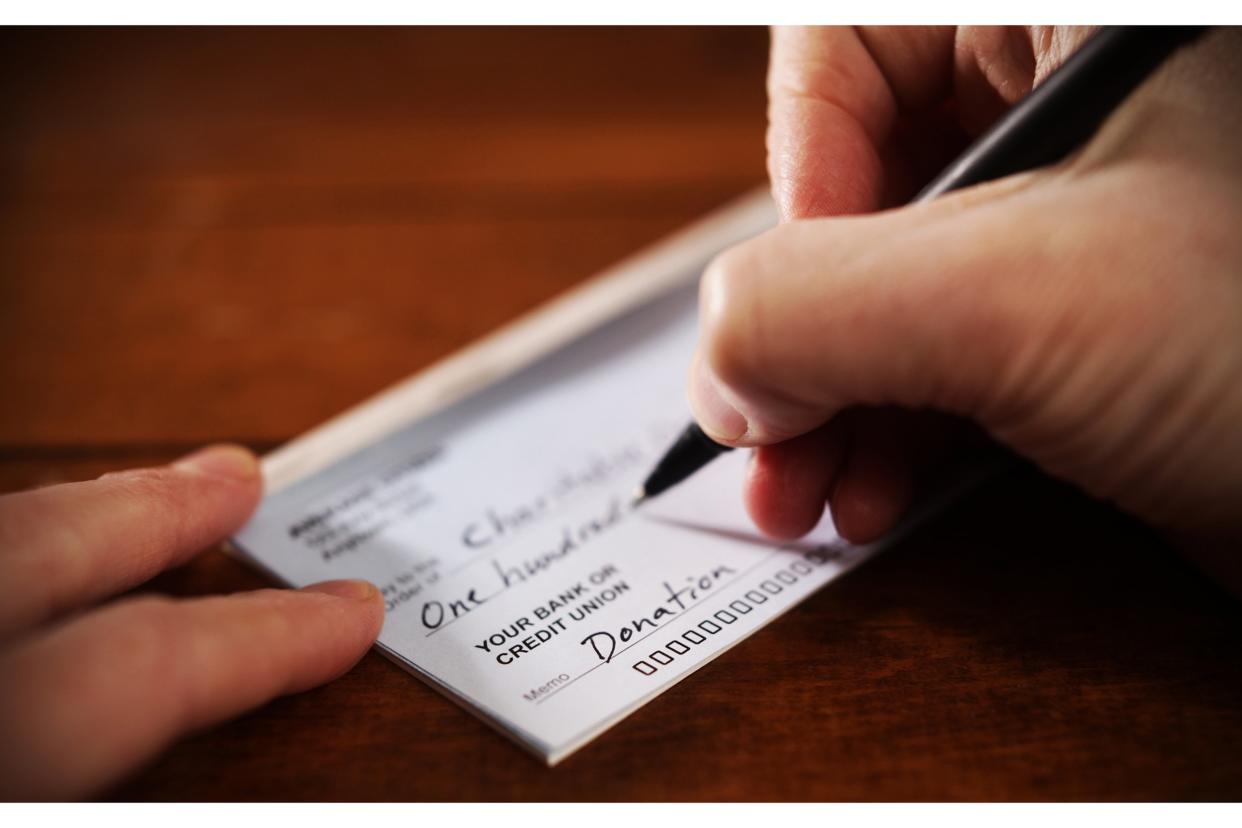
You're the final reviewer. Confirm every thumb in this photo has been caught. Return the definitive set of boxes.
[688,174,1046,447]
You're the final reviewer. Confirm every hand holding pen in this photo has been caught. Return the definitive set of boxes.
[639,27,1242,574]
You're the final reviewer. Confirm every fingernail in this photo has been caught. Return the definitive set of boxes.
[689,357,748,442]
[173,444,260,480]
[303,579,378,602]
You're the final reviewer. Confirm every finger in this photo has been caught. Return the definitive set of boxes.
[830,414,916,544]
[745,409,972,542]
[766,25,955,219]
[0,580,383,800]
[688,169,1049,448]
[0,445,263,638]
[952,25,1040,134]
[952,27,1098,135]
[768,26,1081,220]
[743,420,845,539]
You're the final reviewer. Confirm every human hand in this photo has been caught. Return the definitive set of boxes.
[689,27,1242,547]
[0,445,384,800]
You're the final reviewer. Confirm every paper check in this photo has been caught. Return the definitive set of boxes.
[233,191,973,764]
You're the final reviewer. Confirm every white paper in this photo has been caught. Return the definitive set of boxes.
[232,196,972,764]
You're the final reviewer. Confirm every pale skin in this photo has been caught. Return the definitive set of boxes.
[0,446,383,799]
[689,27,1242,557]
[1,25,1239,801]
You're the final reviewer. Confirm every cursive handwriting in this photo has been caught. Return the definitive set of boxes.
[459,447,642,549]
[491,497,623,589]
[421,498,626,632]
[579,565,736,663]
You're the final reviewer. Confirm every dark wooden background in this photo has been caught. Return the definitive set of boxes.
[2,27,1241,802]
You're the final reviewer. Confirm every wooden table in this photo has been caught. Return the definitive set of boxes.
[3,26,1241,801]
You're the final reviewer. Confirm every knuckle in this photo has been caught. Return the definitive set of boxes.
[102,467,195,553]
[120,593,180,628]
[106,466,181,503]
[104,595,184,681]
[698,240,767,390]
[112,594,207,729]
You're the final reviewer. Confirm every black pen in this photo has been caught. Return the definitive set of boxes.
[632,25,1209,509]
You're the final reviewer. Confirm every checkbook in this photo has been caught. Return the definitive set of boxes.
[232,190,979,764]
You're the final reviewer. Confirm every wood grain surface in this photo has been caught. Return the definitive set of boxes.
[2,26,1241,801]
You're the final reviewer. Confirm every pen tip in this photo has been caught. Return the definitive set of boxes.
[629,487,647,510]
